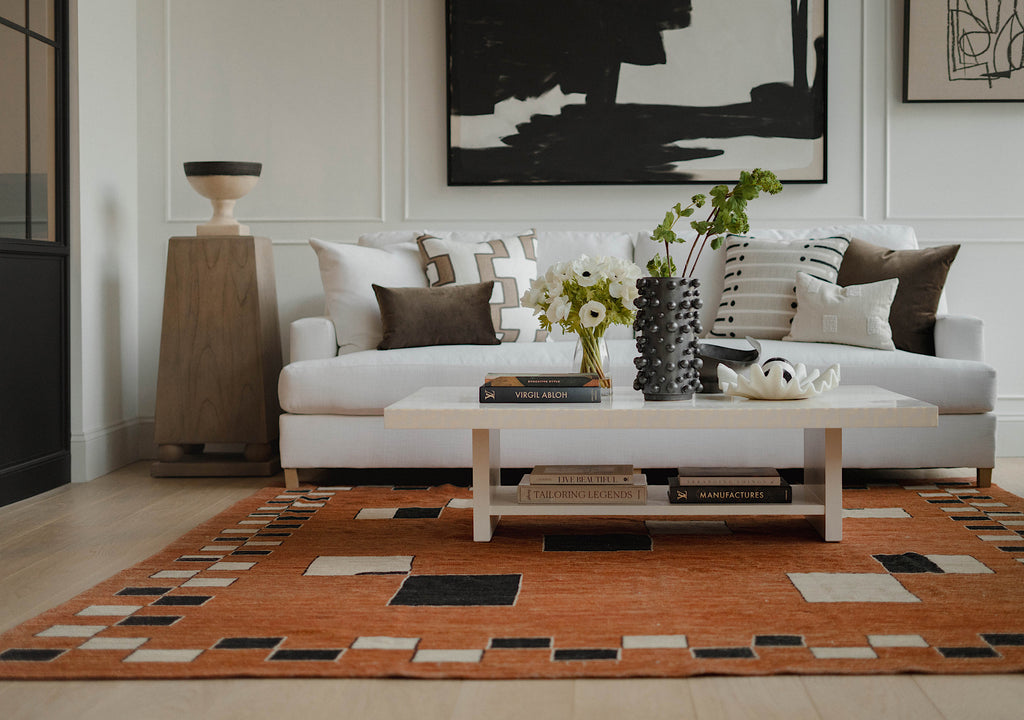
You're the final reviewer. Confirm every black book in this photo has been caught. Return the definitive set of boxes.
[667,480,792,504]
[479,385,600,403]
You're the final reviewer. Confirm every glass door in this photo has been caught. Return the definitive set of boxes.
[0,0,69,506]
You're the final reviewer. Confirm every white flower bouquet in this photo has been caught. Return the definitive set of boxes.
[521,255,642,387]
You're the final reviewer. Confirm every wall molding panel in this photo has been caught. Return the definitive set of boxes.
[163,0,387,224]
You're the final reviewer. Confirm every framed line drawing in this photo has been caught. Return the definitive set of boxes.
[446,0,828,185]
[904,0,1024,102]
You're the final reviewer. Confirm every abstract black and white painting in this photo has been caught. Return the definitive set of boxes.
[904,0,1024,102]
[446,0,827,185]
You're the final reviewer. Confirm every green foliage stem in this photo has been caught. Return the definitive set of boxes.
[646,168,783,278]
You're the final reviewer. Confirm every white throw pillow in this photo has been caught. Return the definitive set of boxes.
[784,272,899,351]
[308,238,427,354]
[416,230,546,343]
[708,234,850,340]
[357,230,424,249]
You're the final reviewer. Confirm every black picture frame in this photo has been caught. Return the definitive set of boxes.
[446,0,828,185]
[903,0,1024,103]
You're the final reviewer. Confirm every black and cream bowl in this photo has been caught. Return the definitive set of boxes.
[184,161,262,178]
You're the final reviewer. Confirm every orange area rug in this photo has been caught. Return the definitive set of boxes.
[2,478,1023,679]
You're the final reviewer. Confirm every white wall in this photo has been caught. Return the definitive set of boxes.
[70,0,140,481]
[116,0,1024,462]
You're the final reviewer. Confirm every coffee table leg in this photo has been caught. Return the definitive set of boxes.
[804,427,843,541]
[472,428,501,541]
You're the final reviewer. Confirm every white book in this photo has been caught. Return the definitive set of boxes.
[517,475,647,504]
[528,463,635,485]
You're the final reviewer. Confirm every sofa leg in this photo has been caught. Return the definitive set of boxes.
[976,467,993,488]
[284,468,299,490]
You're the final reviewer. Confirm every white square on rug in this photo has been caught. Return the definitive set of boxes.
[304,556,414,576]
[787,573,921,603]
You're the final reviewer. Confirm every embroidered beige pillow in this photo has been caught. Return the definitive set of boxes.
[416,231,546,342]
[784,271,899,350]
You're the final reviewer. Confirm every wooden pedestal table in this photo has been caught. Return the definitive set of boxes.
[384,386,938,542]
[152,235,283,477]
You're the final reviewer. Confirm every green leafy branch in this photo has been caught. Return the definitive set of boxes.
[646,168,783,278]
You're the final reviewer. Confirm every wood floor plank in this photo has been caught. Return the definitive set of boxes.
[573,678,697,719]
[800,675,943,719]
[452,680,574,720]
[913,674,1024,720]
[688,676,822,720]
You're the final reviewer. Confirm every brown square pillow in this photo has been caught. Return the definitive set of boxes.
[372,281,500,350]
[836,238,960,355]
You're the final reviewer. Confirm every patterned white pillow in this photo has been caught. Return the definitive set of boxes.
[709,235,850,340]
[784,272,899,350]
[416,230,546,342]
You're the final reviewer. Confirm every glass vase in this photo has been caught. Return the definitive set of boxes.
[573,329,611,395]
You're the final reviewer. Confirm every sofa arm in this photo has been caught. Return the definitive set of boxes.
[289,316,338,362]
[934,314,984,362]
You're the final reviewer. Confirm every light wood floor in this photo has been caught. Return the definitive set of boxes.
[2,461,1024,720]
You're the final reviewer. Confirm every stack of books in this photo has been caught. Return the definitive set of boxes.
[666,467,792,504]
[479,373,601,403]
[517,464,647,504]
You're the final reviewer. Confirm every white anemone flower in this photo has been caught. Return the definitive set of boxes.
[520,285,544,312]
[573,255,603,287]
[608,279,630,300]
[579,300,607,328]
[546,294,571,324]
[545,265,571,292]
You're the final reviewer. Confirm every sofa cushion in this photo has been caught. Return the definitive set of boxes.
[708,235,850,340]
[278,338,995,417]
[417,231,546,343]
[374,281,500,349]
[281,339,635,416]
[837,239,960,356]
[309,238,427,354]
[784,272,898,351]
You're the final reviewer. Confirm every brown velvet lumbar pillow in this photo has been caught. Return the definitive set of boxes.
[836,238,960,355]
[372,280,500,350]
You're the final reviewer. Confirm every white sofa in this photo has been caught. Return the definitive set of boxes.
[278,225,996,490]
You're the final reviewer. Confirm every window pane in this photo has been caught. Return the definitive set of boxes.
[0,1,26,27]
[29,38,54,241]
[0,24,27,240]
[28,0,53,39]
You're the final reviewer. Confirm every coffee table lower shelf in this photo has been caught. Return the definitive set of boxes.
[487,484,824,518]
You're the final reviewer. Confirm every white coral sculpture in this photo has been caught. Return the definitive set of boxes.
[717,361,841,400]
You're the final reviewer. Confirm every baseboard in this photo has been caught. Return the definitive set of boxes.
[70,419,143,483]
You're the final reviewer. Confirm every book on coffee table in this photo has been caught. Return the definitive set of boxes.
[518,474,647,504]
[529,464,635,484]
[672,466,781,486]
[482,373,600,387]
[667,479,792,504]
[479,385,600,403]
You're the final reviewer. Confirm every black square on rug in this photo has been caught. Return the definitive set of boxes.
[389,574,521,606]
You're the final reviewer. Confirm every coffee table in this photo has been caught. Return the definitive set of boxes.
[384,386,937,542]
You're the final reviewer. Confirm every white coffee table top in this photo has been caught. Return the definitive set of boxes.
[384,385,938,431]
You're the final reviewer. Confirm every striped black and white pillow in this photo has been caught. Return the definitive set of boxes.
[709,235,850,340]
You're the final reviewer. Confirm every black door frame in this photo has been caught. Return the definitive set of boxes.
[0,1,71,506]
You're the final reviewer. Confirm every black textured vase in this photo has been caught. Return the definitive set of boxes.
[633,277,703,401]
